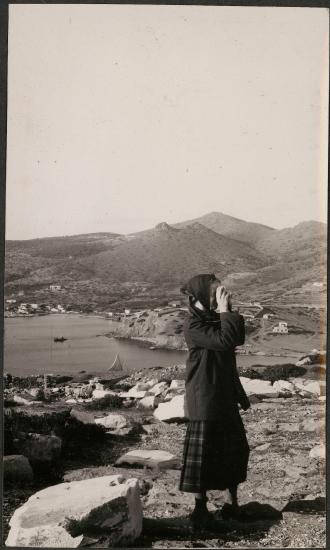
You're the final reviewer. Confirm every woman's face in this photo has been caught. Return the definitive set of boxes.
[209,279,221,310]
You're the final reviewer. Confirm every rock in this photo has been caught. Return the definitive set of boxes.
[273,380,294,395]
[154,395,187,422]
[240,379,279,398]
[149,381,169,396]
[66,399,77,404]
[144,378,159,389]
[278,422,300,432]
[92,389,118,400]
[253,402,279,410]
[123,386,148,399]
[14,433,62,464]
[254,443,271,452]
[115,449,178,469]
[5,475,142,548]
[301,418,323,432]
[303,381,324,396]
[296,356,312,366]
[28,387,44,400]
[13,395,40,406]
[309,445,325,460]
[70,408,96,425]
[169,380,185,392]
[137,396,157,410]
[3,455,34,484]
[95,413,128,431]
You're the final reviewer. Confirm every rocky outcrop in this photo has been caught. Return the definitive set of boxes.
[5,475,143,547]
[13,433,62,465]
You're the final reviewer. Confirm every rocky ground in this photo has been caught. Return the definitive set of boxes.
[3,361,326,548]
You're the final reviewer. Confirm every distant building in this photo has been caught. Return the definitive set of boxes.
[273,322,289,334]
[124,308,131,315]
[106,312,113,318]
[50,284,61,291]
[30,304,38,310]
[6,299,16,304]
[263,313,274,320]
[168,300,182,308]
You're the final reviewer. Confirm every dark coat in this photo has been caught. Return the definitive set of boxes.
[183,303,250,421]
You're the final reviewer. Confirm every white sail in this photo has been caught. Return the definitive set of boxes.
[108,353,123,372]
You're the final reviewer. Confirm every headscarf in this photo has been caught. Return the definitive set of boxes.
[180,273,218,311]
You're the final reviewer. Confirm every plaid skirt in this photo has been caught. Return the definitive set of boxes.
[179,413,249,493]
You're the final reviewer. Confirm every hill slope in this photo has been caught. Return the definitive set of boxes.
[174,211,275,244]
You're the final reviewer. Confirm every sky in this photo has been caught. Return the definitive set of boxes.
[6,4,329,240]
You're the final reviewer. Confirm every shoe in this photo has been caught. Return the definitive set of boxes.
[189,507,220,531]
[221,503,249,521]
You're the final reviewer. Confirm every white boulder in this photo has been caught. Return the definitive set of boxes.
[136,396,157,410]
[309,445,326,460]
[240,379,279,398]
[153,394,187,422]
[92,389,117,400]
[169,380,185,392]
[149,381,169,396]
[95,413,128,431]
[5,475,142,548]
[116,449,177,469]
[273,380,295,394]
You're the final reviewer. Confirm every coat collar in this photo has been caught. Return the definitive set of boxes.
[188,298,221,324]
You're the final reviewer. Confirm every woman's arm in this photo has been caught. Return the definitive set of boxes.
[188,311,245,351]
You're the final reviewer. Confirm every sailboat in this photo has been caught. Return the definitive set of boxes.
[108,353,124,372]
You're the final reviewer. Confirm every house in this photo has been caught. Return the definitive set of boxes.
[30,304,38,310]
[263,313,274,320]
[124,309,131,315]
[49,284,61,291]
[106,312,113,318]
[273,322,289,334]
[6,299,16,304]
[168,301,181,308]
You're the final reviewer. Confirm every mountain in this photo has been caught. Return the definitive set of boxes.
[174,211,275,244]
[255,221,327,257]
[78,222,268,283]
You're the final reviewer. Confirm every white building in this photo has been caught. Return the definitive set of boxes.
[30,304,38,310]
[273,321,289,334]
[6,299,16,304]
[124,308,131,315]
[50,284,61,291]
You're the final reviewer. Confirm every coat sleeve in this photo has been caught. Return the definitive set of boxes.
[188,312,246,351]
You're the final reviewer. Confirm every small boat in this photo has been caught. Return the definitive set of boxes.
[54,336,67,343]
[149,346,156,350]
[108,353,124,372]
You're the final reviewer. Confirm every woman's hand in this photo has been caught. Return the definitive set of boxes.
[216,286,232,313]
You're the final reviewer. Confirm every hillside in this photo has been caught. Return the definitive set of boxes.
[79,222,268,283]
[4,214,327,309]
[174,211,275,244]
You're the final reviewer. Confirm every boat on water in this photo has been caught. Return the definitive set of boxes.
[54,336,67,343]
[108,353,124,372]
[149,346,156,350]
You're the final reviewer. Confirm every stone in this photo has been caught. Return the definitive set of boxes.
[278,422,300,432]
[153,395,187,422]
[255,443,271,452]
[70,408,96,425]
[301,418,325,434]
[253,402,279,410]
[169,380,185,392]
[137,396,157,410]
[5,475,142,548]
[149,381,169,396]
[92,389,118,400]
[115,449,178,469]
[125,386,148,399]
[303,381,324,396]
[309,445,325,460]
[14,433,62,464]
[296,356,312,366]
[240,379,279,398]
[3,455,34,484]
[66,399,77,404]
[273,380,294,394]
[95,413,128,431]
[28,387,44,400]
[13,395,40,406]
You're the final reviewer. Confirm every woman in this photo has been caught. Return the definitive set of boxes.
[179,273,250,528]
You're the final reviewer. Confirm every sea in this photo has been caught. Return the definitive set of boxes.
[3,314,297,377]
